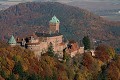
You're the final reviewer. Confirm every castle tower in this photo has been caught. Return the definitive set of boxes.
[8,35,17,46]
[49,16,60,33]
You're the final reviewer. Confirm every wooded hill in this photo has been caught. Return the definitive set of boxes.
[0,39,119,80]
[0,2,119,48]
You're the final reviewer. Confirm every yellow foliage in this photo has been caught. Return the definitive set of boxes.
[6,57,15,71]
[23,58,30,65]
[1,57,7,67]
[9,52,15,58]
[2,68,10,78]
[107,47,116,59]
[16,55,22,62]
[58,71,69,80]
[22,63,28,71]
[41,56,57,68]
[0,57,2,62]
[97,59,104,70]
[6,69,10,77]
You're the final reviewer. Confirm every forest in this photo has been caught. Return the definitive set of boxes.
[0,40,119,80]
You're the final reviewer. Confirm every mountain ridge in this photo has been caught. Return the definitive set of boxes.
[0,2,119,48]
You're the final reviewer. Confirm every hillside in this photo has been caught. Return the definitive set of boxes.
[0,40,120,80]
[68,1,120,21]
[0,2,120,48]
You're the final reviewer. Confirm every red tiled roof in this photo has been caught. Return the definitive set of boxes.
[59,42,65,46]
[67,43,79,52]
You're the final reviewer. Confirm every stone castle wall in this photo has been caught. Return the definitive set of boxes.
[79,47,84,54]
[49,23,59,33]
[27,44,41,52]
[27,42,48,54]
[46,35,63,51]
[46,35,63,45]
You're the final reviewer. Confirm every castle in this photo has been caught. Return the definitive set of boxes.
[8,16,84,58]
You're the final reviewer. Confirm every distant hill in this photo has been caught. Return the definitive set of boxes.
[68,1,120,21]
[0,2,119,48]
[68,1,120,11]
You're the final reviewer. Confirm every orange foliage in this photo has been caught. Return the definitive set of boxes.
[95,44,112,62]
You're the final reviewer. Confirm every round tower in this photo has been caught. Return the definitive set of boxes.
[8,35,17,46]
[49,16,60,33]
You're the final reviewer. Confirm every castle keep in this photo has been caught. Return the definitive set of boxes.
[8,16,84,58]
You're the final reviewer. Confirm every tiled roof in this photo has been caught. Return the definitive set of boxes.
[35,32,62,37]
[67,43,79,52]
[59,42,65,46]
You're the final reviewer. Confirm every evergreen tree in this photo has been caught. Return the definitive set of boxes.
[52,71,57,80]
[63,48,67,61]
[45,76,53,80]
[12,61,23,77]
[28,74,42,80]
[97,65,108,80]
[63,48,70,63]
[82,36,91,50]
[7,73,16,80]
[47,42,54,57]
[0,69,6,79]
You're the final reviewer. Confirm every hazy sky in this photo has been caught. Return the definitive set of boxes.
[0,0,120,5]
[0,0,120,2]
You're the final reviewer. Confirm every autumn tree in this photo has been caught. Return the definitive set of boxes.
[82,36,91,50]
[0,75,5,80]
[106,62,120,80]
[82,53,103,79]
[74,69,92,80]
[95,44,116,63]
[73,54,83,67]
[107,46,116,59]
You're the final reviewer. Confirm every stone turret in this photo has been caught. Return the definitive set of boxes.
[49,16,60,33]
[8,35,16,46]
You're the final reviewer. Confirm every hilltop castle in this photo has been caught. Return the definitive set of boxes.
[8,16,84,58]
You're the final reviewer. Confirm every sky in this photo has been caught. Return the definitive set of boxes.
[0,0,120,6]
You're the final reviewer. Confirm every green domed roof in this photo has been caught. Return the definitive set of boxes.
[49,16,60,23]
[8,35,16,44]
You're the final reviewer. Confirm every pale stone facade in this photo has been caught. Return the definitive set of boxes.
[49,23,60,33]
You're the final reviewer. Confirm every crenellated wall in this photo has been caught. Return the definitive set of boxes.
[46,35,63,44]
